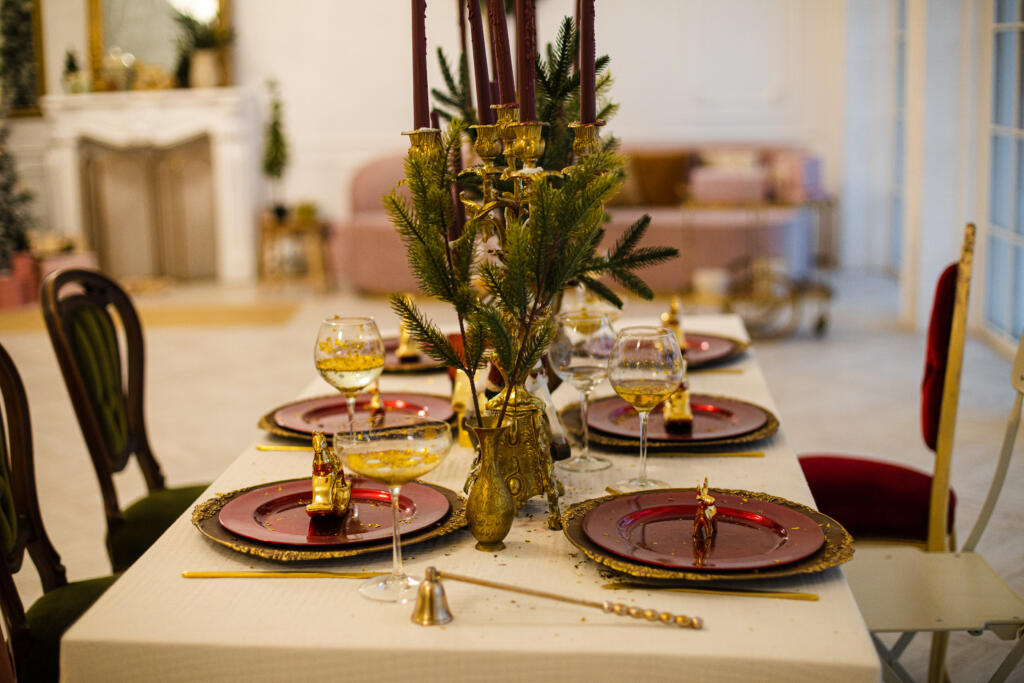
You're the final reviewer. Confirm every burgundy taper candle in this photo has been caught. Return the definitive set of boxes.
[487,0,516,105]
[430,109,441,130]
[412,0,430,129]
[579,0,596,124]
[490,80,499,109]
[467,0,493,124]
[515,0,537,121]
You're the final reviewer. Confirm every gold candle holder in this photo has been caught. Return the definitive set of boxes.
[463,123,503,203]
[570,122,602,159]
[511,121,547,169]
[403,127,442,162]
[492,104,520,171]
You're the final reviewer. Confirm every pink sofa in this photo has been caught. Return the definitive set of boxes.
[333,144,822,294]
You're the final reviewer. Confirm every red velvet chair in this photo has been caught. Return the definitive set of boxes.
[798,226,973,546]
[800,223,977,682]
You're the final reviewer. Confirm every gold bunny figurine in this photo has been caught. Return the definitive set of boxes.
[306,431,352,517]
[692,477,718,543]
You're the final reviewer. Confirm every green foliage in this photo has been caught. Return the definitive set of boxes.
[430,48,474,126]
[0,0,38,110]
[173,11,234,51]
[388,132,678,423]
[536,17,618,170]
[262,80,288,180]
[0,116,33,270]
[63,50,79,78]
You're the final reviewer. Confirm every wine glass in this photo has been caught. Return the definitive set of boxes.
[608,326,684,492]
[334,418,452,602]
[548,311,615,472]
[314,316,385,433]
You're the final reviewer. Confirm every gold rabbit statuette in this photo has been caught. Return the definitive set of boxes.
[306,431,352,517]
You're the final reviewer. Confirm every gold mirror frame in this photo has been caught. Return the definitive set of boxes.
[3,0,46,117]
[87,0,232,90]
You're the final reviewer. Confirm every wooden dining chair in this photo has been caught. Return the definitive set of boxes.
[0,343,119,682]
[797,223,976,547]
[843,327,1024,683]
[41,268,209,572]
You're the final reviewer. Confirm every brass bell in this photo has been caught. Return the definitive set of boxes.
[411,567,452,626]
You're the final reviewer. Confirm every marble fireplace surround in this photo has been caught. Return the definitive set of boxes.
[41,88,260,283]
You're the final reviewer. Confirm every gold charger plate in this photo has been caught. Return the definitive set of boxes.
[258,392,457,442]
[562,488,853,583]
[558,395,779,453]
[192,479,467,562]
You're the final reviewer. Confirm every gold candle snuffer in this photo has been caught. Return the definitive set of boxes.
[411,566,703,629]
[601,583,819,602]
[305,430,352,517]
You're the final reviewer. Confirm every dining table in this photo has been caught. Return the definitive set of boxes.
[59,314,879,682]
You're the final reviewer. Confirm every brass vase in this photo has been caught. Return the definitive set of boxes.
[466,419,516,551]
[484,381,562,530]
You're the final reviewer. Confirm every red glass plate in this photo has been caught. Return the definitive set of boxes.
[218,478,450,546]
[582,490,825,571]
[587,393,768,442]
[272,393,454,435]
[383,338,444,373]
[685,333,746,369]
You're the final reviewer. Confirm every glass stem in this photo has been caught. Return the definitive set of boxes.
[346,395,357,438]
[638,410,650,485]
[389,485,404,579]
[579,390,590,460]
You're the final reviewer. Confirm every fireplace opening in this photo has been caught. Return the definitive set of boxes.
[78,134,217,282]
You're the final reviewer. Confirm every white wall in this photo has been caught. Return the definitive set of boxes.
[17,0,846,245]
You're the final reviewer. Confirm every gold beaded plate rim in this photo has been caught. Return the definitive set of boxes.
[558,395,780,453]
[192,479,467,562]
[562,488,853,583]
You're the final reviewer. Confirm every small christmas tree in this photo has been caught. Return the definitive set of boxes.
[262,79,289,213]
[0,116,33,271]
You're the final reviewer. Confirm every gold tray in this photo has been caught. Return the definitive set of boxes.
[559,395,779,453]
[192,479,467,562]
[562,488,853,583]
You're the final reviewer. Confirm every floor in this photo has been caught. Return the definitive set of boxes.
[2,270,1022,681]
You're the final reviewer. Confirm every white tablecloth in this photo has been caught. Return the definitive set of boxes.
[61,315,879,682]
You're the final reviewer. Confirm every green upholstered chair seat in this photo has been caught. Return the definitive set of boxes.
[108,484,209,571]
[23,573,119,682]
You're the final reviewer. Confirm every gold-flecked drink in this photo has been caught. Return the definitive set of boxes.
[344,447,441,487]
[316,354,385,395]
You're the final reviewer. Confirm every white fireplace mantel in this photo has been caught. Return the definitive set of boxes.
[41,87,260,283]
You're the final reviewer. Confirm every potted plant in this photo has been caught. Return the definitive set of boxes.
[262,79,289,220]
[173,11,234,88]
[0,115,35,307]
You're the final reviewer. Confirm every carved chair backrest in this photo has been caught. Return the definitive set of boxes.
[0,343,69,677]
[41,269,166,533]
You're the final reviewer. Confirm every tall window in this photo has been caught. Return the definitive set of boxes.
[889,0,907,274]
[986,0,1024,341]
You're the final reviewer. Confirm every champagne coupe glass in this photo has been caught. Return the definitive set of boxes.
[548,311,615,472]
[314,316,385,433]
[334,418,452,602]
[608,326,684,492]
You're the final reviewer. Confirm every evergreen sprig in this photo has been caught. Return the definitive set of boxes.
[431,48,475,126]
